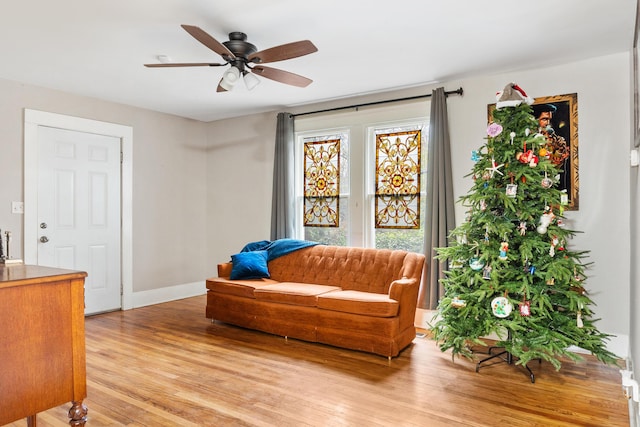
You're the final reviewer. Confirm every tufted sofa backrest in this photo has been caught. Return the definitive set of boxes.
[267,245,425,294]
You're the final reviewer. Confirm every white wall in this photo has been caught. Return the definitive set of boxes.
[0,78,209,295]
[631,104,640,380]
[206,52,632,355]
[205,112,278,278]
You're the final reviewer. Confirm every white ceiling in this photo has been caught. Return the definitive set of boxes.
[1,0,636,122]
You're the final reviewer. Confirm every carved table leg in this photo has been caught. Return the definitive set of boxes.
[68,401,88,426]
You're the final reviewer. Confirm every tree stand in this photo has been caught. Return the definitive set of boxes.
[474,330,538,383]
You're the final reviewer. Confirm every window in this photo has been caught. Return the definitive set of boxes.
[369,124,426,253]
[299,132,349,246]
[294,104,428,252]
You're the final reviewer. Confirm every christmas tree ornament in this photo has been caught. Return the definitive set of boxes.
[499,241,509,260]
[518,221,527,236]
[573,267,582,283]
[537,208,555,234]
[471,150,481,162]
[546,277,555,286]
[577,310,584,328]
[491,296,512,318]
[571,284,586,295]
[516,148,539,167]
[525,128,531,136]
[539,147,549,158]
[485,157,504,178]
[495,82,534,109]
[541,171,553,189]
[487,122,503,137]
[549,235,559,257]
[469,257,485,271]
[560,191,569,205]
[451,297,467,308]
[510,131,516,144]
[506,174,517,197]
[519,300,531,317]
[482,265,492,279]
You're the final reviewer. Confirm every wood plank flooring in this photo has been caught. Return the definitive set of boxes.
[4,295,629,426]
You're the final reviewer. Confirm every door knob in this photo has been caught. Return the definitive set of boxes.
[39,236,49,243]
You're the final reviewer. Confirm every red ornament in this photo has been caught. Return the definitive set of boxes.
[519,301,531,317]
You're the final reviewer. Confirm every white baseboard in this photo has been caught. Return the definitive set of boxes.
[414,308,629,358]
[131,281,206,309]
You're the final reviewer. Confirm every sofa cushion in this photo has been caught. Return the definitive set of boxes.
[317,290,399,317]
[207,277,278,299]
[267,245,421,294]
[230,250,270,280]
[254,282,341,307]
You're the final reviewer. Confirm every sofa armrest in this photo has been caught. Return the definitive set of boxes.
[389,277,420,329]
[218,262,233,278]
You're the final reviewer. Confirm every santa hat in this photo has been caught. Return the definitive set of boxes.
[495,83,534,109]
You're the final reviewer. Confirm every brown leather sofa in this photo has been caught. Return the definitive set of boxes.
[205,245,426,358]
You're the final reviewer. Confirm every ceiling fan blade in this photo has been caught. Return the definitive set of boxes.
[252,66,313,87]
[248,40,317,64]
[181,24,235,59]
[144,62,225,68]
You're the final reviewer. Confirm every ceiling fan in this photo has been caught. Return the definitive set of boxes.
[144,25,318,92]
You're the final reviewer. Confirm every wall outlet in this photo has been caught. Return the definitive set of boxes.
[11,201,23,214]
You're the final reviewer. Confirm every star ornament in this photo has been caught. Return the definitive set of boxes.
[485,157,504,178]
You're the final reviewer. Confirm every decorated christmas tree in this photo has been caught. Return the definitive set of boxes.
[432,83,618,373]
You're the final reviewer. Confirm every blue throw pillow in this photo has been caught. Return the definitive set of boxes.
[230,250,270,280]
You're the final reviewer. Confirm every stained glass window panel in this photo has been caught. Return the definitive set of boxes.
[304,138,340,227]
[375,130,421,229]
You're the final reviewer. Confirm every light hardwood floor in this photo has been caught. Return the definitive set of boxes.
[5,295,629,426]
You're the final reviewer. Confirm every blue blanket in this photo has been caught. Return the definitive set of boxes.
[240,238,319,261]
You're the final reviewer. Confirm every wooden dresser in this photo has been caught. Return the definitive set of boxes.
[0,265,88,426]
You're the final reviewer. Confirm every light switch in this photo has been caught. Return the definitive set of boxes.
[11,201,24,214]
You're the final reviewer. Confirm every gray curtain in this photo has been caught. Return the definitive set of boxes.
[270,112,295,240]
[419,87,456,309]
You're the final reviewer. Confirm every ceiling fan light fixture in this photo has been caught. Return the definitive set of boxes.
[243,71,260,91]
[220,66,241,91]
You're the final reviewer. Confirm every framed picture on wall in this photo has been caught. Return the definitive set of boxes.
[488,93,579,210]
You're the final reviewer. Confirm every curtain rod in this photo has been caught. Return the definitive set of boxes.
[291,87,463,118]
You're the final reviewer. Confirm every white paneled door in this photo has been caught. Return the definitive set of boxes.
[37,126,121,314]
